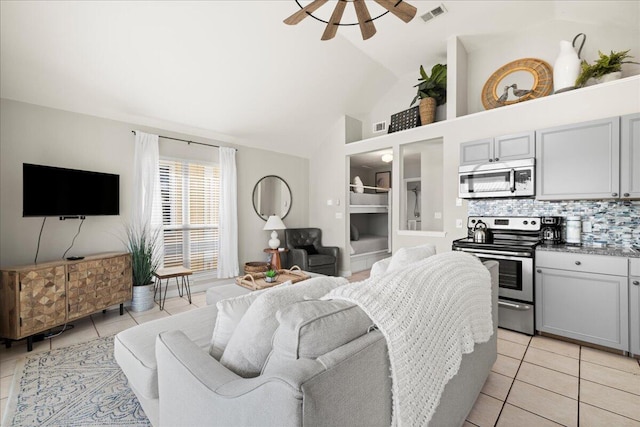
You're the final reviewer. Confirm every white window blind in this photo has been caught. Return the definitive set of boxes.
[159,159,220,273]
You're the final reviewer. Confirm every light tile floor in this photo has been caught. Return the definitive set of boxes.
[0,291,208,423]
[467,329,640,427]
[1,283,639,426]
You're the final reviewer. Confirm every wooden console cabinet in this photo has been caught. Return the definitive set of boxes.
[0,252,132,350]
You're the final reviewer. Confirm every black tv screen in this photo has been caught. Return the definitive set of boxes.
[23,163,120,217]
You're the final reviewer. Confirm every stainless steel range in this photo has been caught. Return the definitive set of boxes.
[452,216,561,335]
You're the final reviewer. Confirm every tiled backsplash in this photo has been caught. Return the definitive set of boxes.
[468,199,640,248]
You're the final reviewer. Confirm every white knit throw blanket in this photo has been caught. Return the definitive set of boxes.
[323,251,493,426]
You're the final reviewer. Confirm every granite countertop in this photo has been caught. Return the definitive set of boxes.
[537,244,640,258]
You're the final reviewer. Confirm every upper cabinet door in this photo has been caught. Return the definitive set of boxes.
[460,132,534,165]
[621,113,640,199]
[460,138,493,165]
[494,132,535,162]
[536,117,620,200]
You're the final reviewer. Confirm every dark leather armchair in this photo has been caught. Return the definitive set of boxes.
[284,228,339,276]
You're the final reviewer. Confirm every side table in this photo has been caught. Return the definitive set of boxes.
[153,266,193,310]
[263,248,288,270]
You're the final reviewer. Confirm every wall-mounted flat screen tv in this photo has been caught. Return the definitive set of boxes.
[23,163,120,217]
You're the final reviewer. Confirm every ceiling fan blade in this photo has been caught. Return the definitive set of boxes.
[321,0,347,40]
[373,0,417,23]
[353,0,376,40]
[283,0,329,25]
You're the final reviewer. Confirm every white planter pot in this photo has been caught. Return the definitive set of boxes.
[586,71,622,86]
[130,283,155,312]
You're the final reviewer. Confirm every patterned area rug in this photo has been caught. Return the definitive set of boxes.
[3,336,150,426]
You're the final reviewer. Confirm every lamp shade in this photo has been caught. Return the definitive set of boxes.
[264,215,286,250]
[264,215,286,231]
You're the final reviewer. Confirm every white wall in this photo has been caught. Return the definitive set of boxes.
[420,141,443,232]
[466,20,640,115]
[309,117,349,275]
[0,99,309,271]
[362,20,640,140]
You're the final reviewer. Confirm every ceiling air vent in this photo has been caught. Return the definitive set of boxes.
[421,4,447,22]
[373,121,387,133]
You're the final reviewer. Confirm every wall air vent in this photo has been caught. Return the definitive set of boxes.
[373,121,387,133]
[421,4,447,22]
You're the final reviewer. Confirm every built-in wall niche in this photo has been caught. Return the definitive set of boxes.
[400,138,443,232]
[349,148,393,192]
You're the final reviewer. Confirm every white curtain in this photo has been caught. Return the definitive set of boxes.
[132,131,163,265]
[217,146,239,278]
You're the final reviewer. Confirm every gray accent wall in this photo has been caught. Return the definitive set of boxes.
[0,99,309,270]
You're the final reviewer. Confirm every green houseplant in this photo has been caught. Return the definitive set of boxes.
[264,269,278,283]
[575,50,638,87]
[125,224,162,312]
[410,63,447,125]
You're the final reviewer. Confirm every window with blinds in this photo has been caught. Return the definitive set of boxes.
[159,159,220,273]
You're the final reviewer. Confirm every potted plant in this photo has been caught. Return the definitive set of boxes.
[575,50,639,87]
[410,63,447,125]
[124,224,162,312]
[264,269,278,283]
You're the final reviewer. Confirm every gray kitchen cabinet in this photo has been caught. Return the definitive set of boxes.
[460,138,493,165]
[535,251,629,351]
[621,113,640,199]
[536,117,620,200]
[460,132,534,165]
[630,258,640,356]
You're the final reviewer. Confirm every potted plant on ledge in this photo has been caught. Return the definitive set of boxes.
[575,50,639,87]
[125,224,162,312]
[410,63,447,125]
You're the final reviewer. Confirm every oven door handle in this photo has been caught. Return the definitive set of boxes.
[510,168,515,193]
[453,247,533,258]
[499,300,532,311]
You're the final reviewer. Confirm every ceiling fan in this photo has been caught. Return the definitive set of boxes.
[284,0,417,41]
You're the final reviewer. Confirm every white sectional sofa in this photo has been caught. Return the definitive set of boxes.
[115,248,498,426]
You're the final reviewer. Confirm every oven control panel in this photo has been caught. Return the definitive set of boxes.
[468,216,542,231]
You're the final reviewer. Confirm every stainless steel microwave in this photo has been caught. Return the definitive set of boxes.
[459,158,535,199]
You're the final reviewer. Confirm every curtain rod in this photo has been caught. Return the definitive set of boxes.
[131,130,236,150]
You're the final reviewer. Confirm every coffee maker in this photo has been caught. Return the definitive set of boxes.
[540,216,563,244]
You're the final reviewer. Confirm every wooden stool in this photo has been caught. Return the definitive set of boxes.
[153,267,193,310]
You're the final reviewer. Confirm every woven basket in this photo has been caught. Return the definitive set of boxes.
[419,97,436,125]
[244,262,269,274]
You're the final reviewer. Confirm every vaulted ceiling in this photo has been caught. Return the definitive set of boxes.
[1,1,638,158]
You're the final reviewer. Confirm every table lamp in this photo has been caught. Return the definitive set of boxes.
[264,215,286,249]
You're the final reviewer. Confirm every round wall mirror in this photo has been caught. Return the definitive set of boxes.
[252,175,292,221]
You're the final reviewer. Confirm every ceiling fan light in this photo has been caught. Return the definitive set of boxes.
[285,0,416,41]
[381,153,393,163]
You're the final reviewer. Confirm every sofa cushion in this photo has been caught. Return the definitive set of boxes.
[268,299,373,362]
[386,244,437,273]
[369,257,392,278]
[114,304,218,400]
[205,283,252,306]
[209,287,272,359]
[219,276,347,377]
[308,254,335,267]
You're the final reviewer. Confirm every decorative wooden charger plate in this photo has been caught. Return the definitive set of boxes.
[481,58,553,110]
